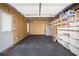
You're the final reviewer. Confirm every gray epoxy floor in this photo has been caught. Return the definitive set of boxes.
[2,35,76,56]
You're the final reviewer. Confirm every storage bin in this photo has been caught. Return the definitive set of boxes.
[61,35,69,43]
[69,37,79,48]
[57,34,62,39]
[69,45,79,56]
[57,38,62,45]
[62,40,70,49]
[69,22,79,26]
[69,31,79,40]
[57,30,66,35]
[57,31,69,42]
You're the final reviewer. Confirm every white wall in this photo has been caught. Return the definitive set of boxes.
[0,10,13,52]
[1,11,12,32]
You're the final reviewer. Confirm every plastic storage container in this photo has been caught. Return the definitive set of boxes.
[61,35,69,43]
[62,40,70,49]
[57,38,62,45]
[57,30,66,34]
[69,31,79,40]
[69,37,79,48]
[69,45,79,56]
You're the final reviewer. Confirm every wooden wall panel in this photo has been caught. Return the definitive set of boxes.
[75,9,79,18]
[29,20,47,35]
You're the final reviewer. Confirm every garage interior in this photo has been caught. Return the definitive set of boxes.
[0,3,79,56]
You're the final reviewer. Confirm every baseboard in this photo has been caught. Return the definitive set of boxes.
[45,35,52,36]
[29,34,53,36]
[29,34,46,36]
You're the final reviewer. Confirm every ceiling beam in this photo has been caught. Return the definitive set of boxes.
[39,3,41,16]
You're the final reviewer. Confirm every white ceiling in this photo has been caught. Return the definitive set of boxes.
[10,3,71,17]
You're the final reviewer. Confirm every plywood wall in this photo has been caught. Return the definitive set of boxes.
[13,14,29,44]
[75,9,79,18]
[0,3,29,44]
[29,20,46,35]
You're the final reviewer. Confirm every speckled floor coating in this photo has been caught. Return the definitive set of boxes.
[2,35,76,56]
